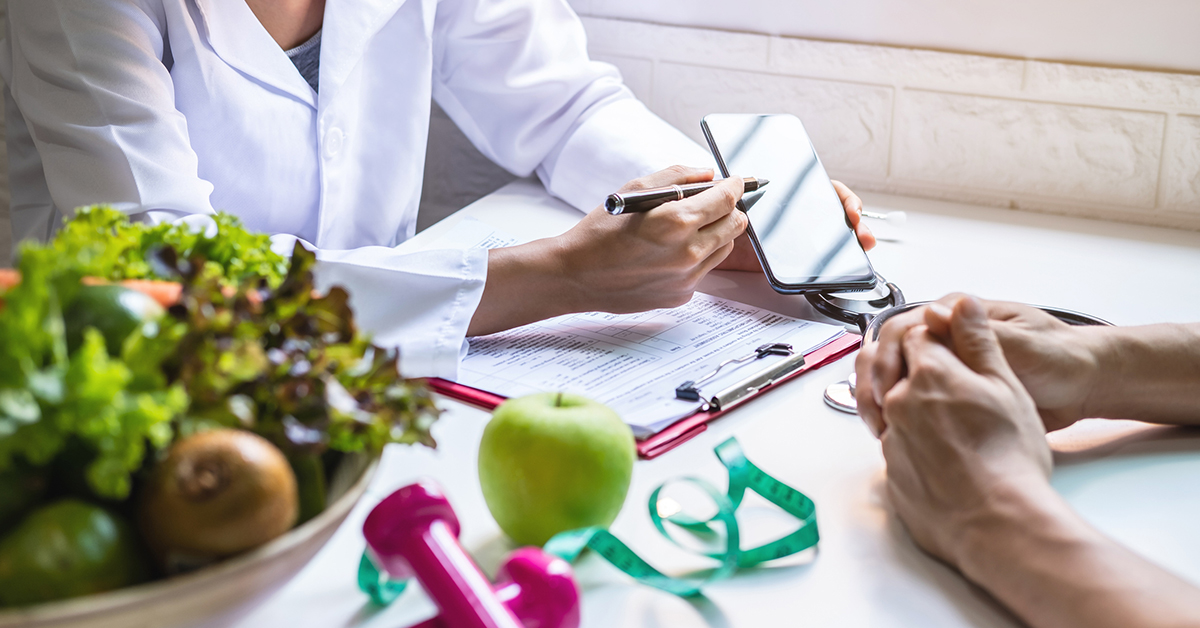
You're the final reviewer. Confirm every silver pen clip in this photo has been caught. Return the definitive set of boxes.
[675,342,794,402]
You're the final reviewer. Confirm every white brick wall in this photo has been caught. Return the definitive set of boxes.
[581,17,1200,230]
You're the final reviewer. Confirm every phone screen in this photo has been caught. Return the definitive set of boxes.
[702,113,875,292]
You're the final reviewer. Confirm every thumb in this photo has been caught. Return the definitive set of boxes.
[949,295,1011,377]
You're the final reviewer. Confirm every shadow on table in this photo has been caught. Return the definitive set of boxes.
[868,474,1027,627]
[1049,420,1200,465]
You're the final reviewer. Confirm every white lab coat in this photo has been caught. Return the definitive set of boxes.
[1,0,710,378]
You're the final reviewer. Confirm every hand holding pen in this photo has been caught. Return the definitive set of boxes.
[606,177,769,215]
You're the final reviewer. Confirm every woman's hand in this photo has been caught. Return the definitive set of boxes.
[560,166,748,313]
[857,294,1102,437]
[715,178,876,272]
[879,296,1052,567]
[468,166,746,336]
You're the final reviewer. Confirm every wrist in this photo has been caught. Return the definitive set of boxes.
[468,237,583,337]
[955,477,1084,586]
[1076,326,1116,420]
[1079,325,1143,420]
[549,231,599,315]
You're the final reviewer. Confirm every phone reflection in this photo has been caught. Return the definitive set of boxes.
[705,114,872,288]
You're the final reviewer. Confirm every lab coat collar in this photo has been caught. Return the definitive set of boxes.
[318,0,411,102]
[192,0,318,107]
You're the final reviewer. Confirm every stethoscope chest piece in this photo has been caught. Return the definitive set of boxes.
[823,373,857,414]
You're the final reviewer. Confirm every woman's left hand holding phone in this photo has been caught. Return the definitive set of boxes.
[467,166,747,336]
[714,178,877,272]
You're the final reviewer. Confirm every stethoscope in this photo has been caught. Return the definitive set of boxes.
[806,273,1114,414]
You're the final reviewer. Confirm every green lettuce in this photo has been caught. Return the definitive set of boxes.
[40,205,288,287]
[0,246,187,500]
[0,207,437,502]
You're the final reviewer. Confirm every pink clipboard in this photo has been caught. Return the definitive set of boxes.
[427,333,862,460]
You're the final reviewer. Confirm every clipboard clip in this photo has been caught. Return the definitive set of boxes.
[675,342,802,411]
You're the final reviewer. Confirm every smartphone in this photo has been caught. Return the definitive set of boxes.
[701,113,876,294]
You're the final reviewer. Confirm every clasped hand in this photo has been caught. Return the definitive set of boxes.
[857,294,1102,437]
[860,296,1054,566]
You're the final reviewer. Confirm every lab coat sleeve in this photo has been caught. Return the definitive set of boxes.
[2,0,488,380]
[1,0,216,234]
[270,235,488,381]
[429,0,713,214]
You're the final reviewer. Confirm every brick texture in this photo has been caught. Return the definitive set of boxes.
[579,16,1200,229]
[893,91,1164,208]
[653,63,893,178]
[1162,115,1200,212]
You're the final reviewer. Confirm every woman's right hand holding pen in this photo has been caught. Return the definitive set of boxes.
[468,165,746,336]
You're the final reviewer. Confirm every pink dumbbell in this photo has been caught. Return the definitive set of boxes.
[363,480,581,628]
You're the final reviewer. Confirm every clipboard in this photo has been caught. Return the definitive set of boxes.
[427,332,862,459]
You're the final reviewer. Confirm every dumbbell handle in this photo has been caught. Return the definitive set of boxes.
[411,520,524,628]
[364,483,523,628]
[365,482,580,628]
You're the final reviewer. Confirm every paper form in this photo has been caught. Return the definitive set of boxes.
[459,295,844,436]
[428,217,846,436]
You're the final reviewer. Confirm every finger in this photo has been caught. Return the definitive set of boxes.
[713,233,762,272]
[696,201,748,251]
[676,175,744,226]
[935,293,1033,326]
[832,180,861,226]
[984,299,1056,326]
[898,325,965,383]
[833,180,876,251]
[855,220,877,251]
[697,240,736,278]
[621,165,715,192]
[948,296,1013,377]
[924,302,953,339]
[859,381,888,439]
[867,307,928,406]
[855,350,887,438]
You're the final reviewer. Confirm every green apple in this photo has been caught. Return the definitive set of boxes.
[478,392,636,546]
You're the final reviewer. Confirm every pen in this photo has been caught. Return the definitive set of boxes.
[605,177,770,215]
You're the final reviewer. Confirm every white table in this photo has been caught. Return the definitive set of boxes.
[229,179,1200,627]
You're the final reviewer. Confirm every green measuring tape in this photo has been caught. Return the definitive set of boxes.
[358,437,818,604]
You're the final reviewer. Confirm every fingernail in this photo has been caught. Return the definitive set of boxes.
[929,303,952,321]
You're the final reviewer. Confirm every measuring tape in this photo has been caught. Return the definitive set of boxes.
[358,437,818,604]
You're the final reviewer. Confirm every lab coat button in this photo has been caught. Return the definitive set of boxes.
[325,128,345,158]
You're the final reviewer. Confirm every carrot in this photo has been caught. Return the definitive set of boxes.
[4,272,185,308]
[0,269,19,291]
[115,280,184,308]
[0,272,301,310]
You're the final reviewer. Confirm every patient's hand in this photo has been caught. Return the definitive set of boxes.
[880,297,1200,628]
[858,294,1101,436]
[878,296,1051,566]
[714,179,876,272]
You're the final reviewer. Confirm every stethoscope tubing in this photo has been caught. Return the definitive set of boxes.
[812,280,1113,414]
[805,274,1113,342]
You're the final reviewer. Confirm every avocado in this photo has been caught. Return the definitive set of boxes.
[63,284,165,356]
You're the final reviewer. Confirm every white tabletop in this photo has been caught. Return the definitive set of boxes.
[228,179,1200,628]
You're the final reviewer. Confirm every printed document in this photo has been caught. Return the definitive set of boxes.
[425,218,847,436]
